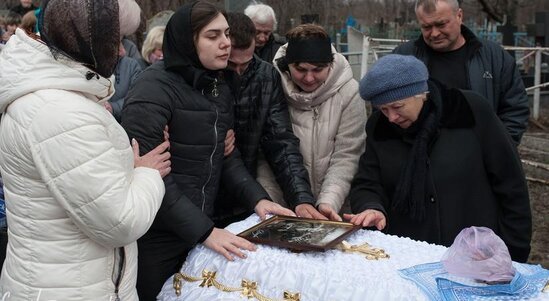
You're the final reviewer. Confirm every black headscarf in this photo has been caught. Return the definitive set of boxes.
[39,0,120,78]
[391,81,442,221]
[163,1,221,90]
[163,2,201,71]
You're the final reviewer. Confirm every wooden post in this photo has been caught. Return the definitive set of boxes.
[361,36,370,78]
[534,48,541,120]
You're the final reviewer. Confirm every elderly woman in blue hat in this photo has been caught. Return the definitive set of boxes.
[346,54,532,262]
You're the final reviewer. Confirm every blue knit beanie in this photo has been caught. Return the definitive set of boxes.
[359,54,429,106]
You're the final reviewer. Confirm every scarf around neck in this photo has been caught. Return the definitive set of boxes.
[391,89,441,221]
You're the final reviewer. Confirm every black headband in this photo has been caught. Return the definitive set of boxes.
[285,37,332,64]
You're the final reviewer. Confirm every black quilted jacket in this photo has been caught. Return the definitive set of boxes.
[122,61,269,248]
[219,56,314,213]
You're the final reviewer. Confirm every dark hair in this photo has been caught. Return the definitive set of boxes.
[5,12,22,26]
[191,1,225,43]
[286,23,329,40]
[276,56,333,73]
[276,23,333,72]
[226,12,255,49]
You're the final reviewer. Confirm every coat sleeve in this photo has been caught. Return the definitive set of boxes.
[494,46,529,145]
[110,57,142,121]
[260,70,315,208]
[467,91,532,262]
[30,101,164,248]
[221,147,271,211]
[348,118,388,217]
[121,75,214,246]
[316,84,367,212]
[392,41,416,55]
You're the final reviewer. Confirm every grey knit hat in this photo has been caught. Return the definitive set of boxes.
[359,54,428,106]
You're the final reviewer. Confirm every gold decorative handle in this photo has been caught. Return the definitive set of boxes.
[172,269,301,301]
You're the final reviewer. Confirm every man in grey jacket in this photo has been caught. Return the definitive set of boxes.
[394,0,529,144]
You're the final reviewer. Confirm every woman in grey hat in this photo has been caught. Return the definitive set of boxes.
[347,54,532,263]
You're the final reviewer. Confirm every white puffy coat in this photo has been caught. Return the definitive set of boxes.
[0,29,164,301]
[258,45,366,212]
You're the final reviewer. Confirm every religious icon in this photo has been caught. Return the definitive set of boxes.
[238,215,359,252]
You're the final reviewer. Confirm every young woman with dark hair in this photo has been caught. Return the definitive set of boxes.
[121,1,293,300]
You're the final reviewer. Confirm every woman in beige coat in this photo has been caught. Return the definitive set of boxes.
[258,24,366,220]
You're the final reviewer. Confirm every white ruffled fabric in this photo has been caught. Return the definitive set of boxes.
[158,214,448,301]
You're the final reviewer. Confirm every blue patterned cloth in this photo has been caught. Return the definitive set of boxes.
[399,261,549,301]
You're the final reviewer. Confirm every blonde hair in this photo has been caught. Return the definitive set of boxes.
[141,25,165,63]
[20,10,36,33]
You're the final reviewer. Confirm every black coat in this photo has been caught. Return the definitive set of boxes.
[121,4,269,249]
[9,4,37,16]
[255,34,286,64]
[349,83,531,262]
[221,56,314,209]
[122,62,268,248]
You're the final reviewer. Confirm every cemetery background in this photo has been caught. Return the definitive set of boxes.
[0,0,547,268]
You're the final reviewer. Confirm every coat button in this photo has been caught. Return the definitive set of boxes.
[430,196,435,203]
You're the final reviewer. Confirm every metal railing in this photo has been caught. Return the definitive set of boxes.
[344,36,549,120]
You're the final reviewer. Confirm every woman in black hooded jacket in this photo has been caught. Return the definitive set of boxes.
[121,2,293,300]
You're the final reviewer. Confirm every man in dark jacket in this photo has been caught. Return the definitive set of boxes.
[219,12,329,222]
[244,2,286,64]
[393,0,529,145]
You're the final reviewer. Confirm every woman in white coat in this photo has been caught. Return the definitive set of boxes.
[258,24,366,220]
[0,0,171,300]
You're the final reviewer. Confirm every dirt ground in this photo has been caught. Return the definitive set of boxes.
[528,181,548,268]
[524,107,549,268]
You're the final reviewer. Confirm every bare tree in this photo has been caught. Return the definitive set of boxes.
[462,0,549,25]
[471,0,525,23]
[136,0,224,20]
[3,0,549,39]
